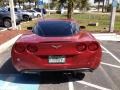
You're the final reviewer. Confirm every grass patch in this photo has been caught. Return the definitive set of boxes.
[47,13,120,32]
[20,18,40,30]
[20,13,120,33]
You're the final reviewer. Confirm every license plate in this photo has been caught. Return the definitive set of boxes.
[48,56,65,64]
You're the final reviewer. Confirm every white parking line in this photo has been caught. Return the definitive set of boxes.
[76,81,111,90]
[68,82,74,90]
[0,76,17,90]
[101,62,120,69]
[102,51,108,53]
[101,45,120,64]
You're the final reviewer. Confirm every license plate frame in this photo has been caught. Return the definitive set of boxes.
[48,56,65,64]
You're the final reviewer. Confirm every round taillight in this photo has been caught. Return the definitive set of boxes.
[14,44,25,53]
[77,43,87,51]
[88,43,99,51]
[27,45,38,53]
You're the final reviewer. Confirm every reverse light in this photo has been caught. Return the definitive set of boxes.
[88,43,99,51]
[77,43,87,51]
[27,45,38,53]
[14,44,25,53]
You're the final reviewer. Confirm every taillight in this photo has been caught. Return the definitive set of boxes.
[27,45,38,53]
[88,43,99,51]
[77,43,87,51]
[14,44,25,53]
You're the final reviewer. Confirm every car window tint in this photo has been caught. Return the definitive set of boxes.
[33,21,80,37]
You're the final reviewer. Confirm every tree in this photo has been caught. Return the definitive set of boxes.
[67,0,74,19]
[102,0,105,12]
[67,0,89,19]
[52,0,89,19]
[94,0,103,12]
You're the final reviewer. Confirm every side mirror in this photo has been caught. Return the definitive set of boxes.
[27,27,33,30]
[80,26,86,30]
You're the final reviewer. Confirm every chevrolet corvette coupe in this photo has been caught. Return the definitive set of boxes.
[11,19,102,74]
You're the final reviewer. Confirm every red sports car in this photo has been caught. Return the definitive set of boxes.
[11,19,102,74]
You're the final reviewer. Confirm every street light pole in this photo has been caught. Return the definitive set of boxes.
[109,0,117,32]
[9,0,17,29]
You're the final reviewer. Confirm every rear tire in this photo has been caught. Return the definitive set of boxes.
[37,14,41,18]
[3,19,11,28]
[23,15,29,21]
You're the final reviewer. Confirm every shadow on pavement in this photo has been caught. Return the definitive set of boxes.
[0,58,19,74]
[0,58,85,84]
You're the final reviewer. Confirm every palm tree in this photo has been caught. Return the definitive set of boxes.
[94,0,101,12]
[67,0,89,19]
[52,0,89,19]
[102,0,105,12]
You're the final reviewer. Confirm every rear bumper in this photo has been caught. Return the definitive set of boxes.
[21,68,94,74]
[12,44,102,72]
[12,53,101,72]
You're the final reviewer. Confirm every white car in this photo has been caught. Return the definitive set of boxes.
[6,8,34,21]
[27,10,41,18]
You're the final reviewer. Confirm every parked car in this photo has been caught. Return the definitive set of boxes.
[11,19,102,76]
[34,8,47,14]
[27,9,41,18]
[0,8,21,28]
[7,8,34,21]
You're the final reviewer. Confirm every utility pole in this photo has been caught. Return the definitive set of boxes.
[48,0,51,15]
[9,0,17,29]
[109,0,118,32]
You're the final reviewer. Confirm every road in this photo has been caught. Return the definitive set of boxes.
[0,41,120,90]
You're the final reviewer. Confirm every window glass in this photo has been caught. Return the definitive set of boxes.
[33,21,80,37]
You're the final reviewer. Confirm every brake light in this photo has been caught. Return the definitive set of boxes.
[27,45,38,53]
[77,43,87,51]
[14,44,25,53]
[88,43,99,51]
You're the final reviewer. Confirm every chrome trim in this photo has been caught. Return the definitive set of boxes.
[51,45,62,49]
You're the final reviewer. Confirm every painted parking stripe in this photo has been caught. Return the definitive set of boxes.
[0,76,16,90]
[0,75,39,90]
[8,83,39,90]
[68,82,74,90]
[76,81,111,90]
[101,45,120,64]
[101,62,120,69]
[102,51,108,53]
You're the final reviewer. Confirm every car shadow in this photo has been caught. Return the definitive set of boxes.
[0,58,85,84]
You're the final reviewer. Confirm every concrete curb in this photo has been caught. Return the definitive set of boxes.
[0,34,22,54]
[92,33,116,36]
[92,33,120,41]
[0,28,7,32]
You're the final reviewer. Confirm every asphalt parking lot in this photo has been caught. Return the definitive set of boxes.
[0,41,120,90]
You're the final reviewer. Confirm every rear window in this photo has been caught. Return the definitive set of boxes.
[33,21,80,37]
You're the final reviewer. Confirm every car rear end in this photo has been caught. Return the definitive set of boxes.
[11,35,101,73]
[11,20,102,73]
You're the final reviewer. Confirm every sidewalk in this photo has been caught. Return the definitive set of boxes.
[92,33,120,41]
[0,30,29,45]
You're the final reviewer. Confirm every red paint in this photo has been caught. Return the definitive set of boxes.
[11,20,102,72]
